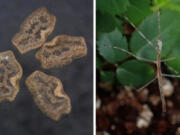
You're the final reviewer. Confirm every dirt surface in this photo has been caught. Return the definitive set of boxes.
[96,71,180,135]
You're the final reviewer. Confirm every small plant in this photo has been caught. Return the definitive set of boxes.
[97,0,180,113]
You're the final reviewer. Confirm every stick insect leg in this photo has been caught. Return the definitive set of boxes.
[160,57,176,62]
[105,46,156,63]
[162,73,180,78]
[124,16,156,51]
[164,62,179,74]
[137,77,157,92]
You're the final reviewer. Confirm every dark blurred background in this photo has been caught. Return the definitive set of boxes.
[0,0,93,135]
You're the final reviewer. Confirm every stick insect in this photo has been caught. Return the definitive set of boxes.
[106,2,180,113]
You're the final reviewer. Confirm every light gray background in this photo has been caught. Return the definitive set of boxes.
[0,0,93,135]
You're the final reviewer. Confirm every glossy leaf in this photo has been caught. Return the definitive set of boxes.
[96,12,123,38]
[125,0,153,25]
[97,29,128,64]
[166,40,180,73]
[96,0,129,15]
[130,11,180,61]
[100,71,115,83]
[153,0,180,13]
[116,60,155,87]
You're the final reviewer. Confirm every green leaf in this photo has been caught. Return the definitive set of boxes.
[125,0,153,25]
[166,40,180,73]
[96,55,103,69]
[96,12,123,38]
[97,29,128,64]
[163,0,180,12]
[100,71,115,83]
[130,11,180,61]
[116,60,155,87]
[152,0,170,10]
[152,0,180,13]
[97,0,129,15]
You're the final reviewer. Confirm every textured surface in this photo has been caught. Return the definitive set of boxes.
[36,35,87,69]
[26,71,71,121]
[0,51,22,102]
[0,0,93,135]
[12,7,56,54]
